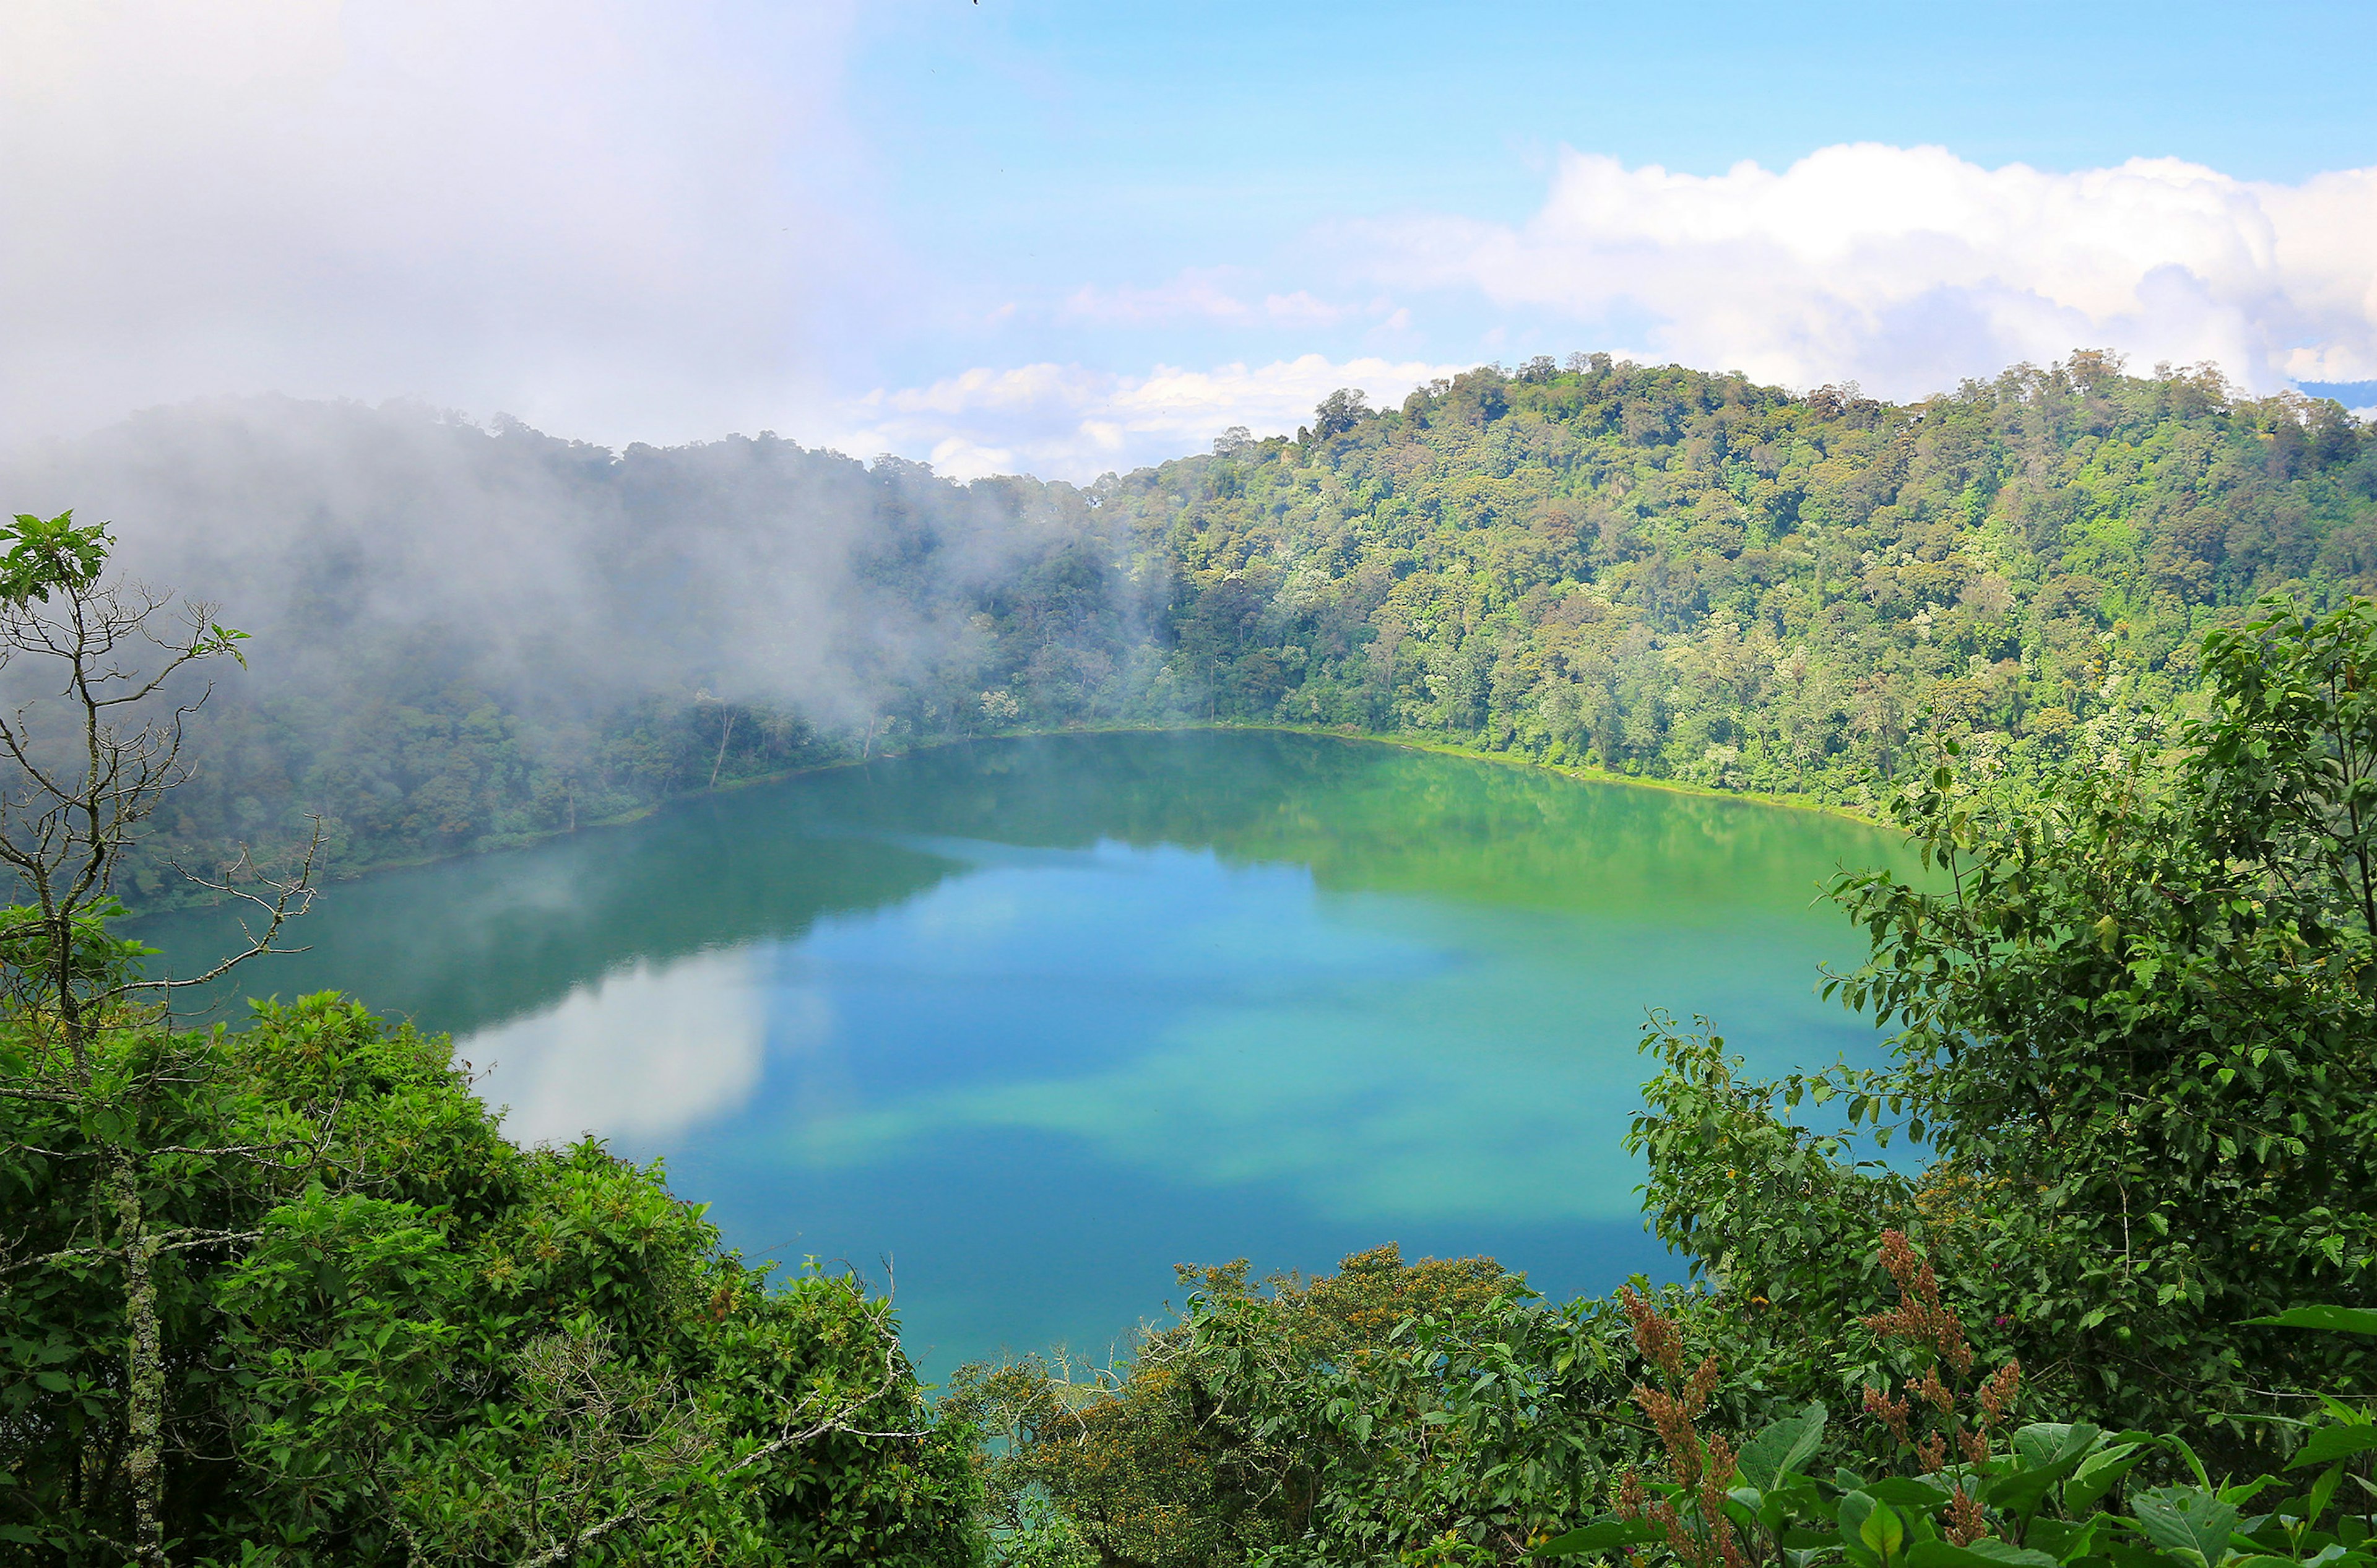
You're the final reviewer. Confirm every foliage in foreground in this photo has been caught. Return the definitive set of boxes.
[0,995,975,1565]
[1543,1234,2377,1568]
[1636,595,2377,1444]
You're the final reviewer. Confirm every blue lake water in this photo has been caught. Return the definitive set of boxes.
[140,730,1912,1379]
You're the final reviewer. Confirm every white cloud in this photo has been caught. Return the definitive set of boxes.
[0,0,867,446]
[1059,271,1368,330]
[844,353,1460,480]
[19,6,2366,482]
[846,353,1455,480]
[1360,144,2377,397]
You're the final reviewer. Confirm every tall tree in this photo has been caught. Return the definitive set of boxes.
[0,511,312,1563]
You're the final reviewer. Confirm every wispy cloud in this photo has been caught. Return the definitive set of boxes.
[1062,269,1262,324]
[843,353,1460,481]
[1356,144,2377,397]
[1059,269,1371,329]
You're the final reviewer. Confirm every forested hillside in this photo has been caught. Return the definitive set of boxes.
[1125,351,2375,800]
[9,353,2371,902]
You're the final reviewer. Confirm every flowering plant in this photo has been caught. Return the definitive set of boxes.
[1537,1232,2377,1568]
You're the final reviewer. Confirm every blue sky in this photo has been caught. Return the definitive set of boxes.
[4,1,2374,477]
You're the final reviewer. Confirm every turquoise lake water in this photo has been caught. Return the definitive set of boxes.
[139,731,1912,1379]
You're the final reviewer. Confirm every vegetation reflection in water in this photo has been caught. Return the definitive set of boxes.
[139,731,1914,1377]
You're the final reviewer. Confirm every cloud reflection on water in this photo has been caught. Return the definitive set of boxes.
[469,947,771,1146]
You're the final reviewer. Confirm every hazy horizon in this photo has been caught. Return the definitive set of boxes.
[6,1,2377,485]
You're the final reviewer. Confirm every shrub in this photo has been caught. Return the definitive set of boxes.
[0,994,977,1565]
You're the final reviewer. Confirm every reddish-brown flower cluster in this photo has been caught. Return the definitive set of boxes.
[1614,1466,1647,1520]
[1615,1288,1749,1568]
[1602,1236,2021,1568]
[1861,1384,1912,1445]
[1695,1436,1750,1568]
[1623,1283,1688,1381]
[1858,1231,2023,1550]
[1946,1486,1988,1546]
[1622,1289,1721,1484]
[1862,1229,1976,1379]
[1977,1361,2020,1429]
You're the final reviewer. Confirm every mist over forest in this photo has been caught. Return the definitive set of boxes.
[1,396,1144,898]
[6,350,2371,906]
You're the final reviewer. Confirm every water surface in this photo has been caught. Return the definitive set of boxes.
[142,732,1910,1377]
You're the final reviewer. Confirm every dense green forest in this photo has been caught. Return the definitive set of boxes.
[1128,352,2373,799]
[5,369,2377,1564]
[7,352,2371,904]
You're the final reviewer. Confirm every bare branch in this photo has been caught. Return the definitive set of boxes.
[125,823,323,1001]
[89,1533,171,1568]
[149,1228,264,1256]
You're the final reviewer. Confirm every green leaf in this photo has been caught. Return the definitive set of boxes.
[1533,1518,1666,1557]
[2026,1515,2105,1564]
[1989,1426,2103,1518]
[2013,1424,2097,1471]
[1907,1541,2059,1568]
[2215,1473,2274,1510]
[1861,1501,1908,1564]
[2245,1307,2377,1337]
[2129,1486,2240,1568]
[1869,1477,1955,1510]
[2306,1464,2346,1533]
[2291,1424,2377,1470]
[2067,1442,2148,1512]
[1739,1403,1830,1492]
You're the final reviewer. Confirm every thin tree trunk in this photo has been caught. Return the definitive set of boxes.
[111,1157,168,1564]
[708,711,737,789]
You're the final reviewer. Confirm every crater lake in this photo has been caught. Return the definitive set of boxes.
[139,730,1913,1379]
